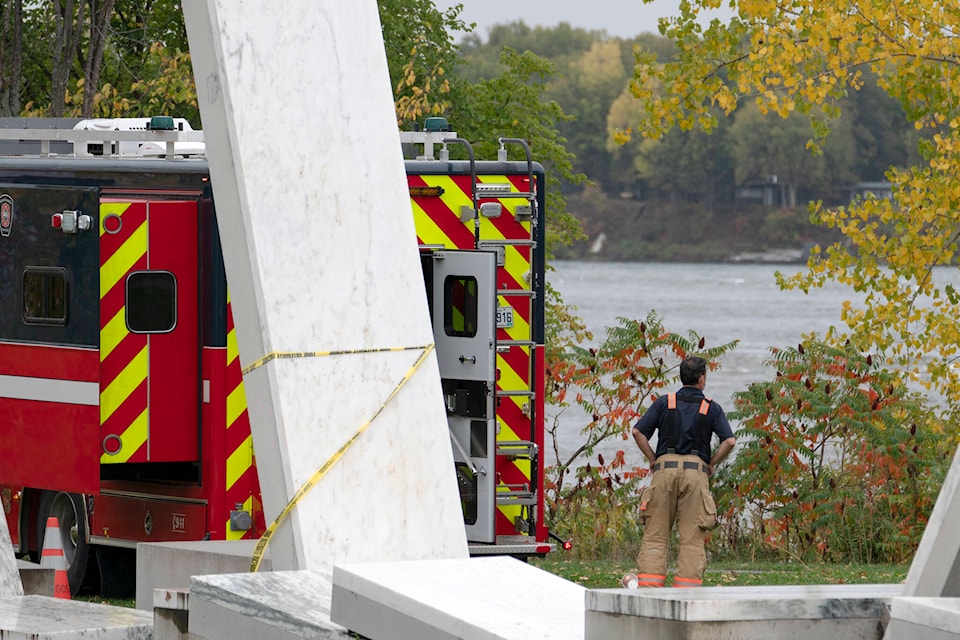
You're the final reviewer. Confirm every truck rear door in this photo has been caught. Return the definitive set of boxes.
[426,250,497,543]
[99,198,200,464]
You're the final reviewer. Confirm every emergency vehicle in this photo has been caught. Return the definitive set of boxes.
[0,116,551,594]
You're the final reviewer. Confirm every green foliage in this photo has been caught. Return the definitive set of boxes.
[543,40,627,194]
[457,21,599,82]
[717,337,949,564]
[635,121,734,208]
[20,1,197,121]
[544,311,737,559]
[450,47,588,254]
[379,0,470,124]
[456,18,920,207]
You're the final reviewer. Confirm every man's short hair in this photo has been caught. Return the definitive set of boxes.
[680,356,707,385]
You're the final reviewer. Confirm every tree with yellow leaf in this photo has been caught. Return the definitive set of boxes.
[629,0,960,421]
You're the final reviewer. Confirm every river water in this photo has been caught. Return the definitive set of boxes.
[546,260,868,468]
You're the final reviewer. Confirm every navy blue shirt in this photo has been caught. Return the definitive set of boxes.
[633,386,734,464]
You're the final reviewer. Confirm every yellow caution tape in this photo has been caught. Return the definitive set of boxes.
[242,344,433,375]
[249,343,435,572]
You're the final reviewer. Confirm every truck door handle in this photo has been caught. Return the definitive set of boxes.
[459,354,476,364]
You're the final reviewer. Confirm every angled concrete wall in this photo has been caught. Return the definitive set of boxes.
[181,0,468,575]
[902,446,960,597]
[0,505,22,597]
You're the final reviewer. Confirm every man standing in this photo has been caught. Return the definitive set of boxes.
[630,356,736,588]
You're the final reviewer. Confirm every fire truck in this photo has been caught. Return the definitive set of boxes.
[0,116,550,594]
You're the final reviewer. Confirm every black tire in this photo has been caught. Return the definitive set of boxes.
[37,491,98,595]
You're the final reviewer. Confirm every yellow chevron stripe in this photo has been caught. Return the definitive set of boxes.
[100,346,148,420]
[100,222,147,299]
[227,382,246,428]
[501,245,530,285]
[100,407,148,464]
[410,199,454,247]
[224,496,255,541]
[226,434,253,491]
[100,308,128,362]
[496,348,530,391]
[227,326,239,365]
[99,202,131,236]
[497,413,522,443]
[429,175,473,220]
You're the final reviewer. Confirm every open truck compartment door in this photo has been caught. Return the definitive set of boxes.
[425,249,498,543]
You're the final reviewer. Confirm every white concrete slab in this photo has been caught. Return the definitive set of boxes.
[189,570,351,639]
[0,595,152,638]
[902,446,960,597]
[331,556,586,640]
[889,597,960,637]
[586,584,901,640]
[181,0,467,577]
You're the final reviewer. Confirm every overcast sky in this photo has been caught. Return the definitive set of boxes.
[430,0,731,40]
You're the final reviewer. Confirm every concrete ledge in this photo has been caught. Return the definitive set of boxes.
[0,595,152,638]
[136,539,271,610]
[887,597,960,639]
[586,584,902,640]
[155,587,196,640]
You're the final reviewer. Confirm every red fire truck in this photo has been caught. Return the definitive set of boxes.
[0,116,550,594]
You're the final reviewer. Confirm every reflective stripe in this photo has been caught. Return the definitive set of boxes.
[667,393,676,409]
[0,374,99,406]
[674,576,703,587]
[699,399,710,415]
[636,573,666,587]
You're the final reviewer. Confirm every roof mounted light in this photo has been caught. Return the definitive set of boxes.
[148,116,176,130]
[423,117,449,132]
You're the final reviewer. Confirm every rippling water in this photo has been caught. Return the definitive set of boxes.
[547,260,869,467]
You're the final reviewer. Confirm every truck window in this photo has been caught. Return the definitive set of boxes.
[444,275,478,338]
[22,267,68,325]
[126,271,177,333]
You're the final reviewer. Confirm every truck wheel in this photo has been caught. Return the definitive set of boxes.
[37,491,96,595]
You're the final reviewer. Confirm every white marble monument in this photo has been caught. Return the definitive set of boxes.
[181,0,468,577]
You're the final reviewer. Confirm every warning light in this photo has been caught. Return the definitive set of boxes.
[51,210,92,234]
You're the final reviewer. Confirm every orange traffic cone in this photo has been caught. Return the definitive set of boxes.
[40,516,71,599]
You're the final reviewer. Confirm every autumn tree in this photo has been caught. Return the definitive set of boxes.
[42,0,116,116]
[627,0,960,422]
[378,0,469,126]
[544,40,627,192]
[721,338,946,562]
[0,0,23,116]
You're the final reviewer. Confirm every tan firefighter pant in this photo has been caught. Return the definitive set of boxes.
[635,453,718,587]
